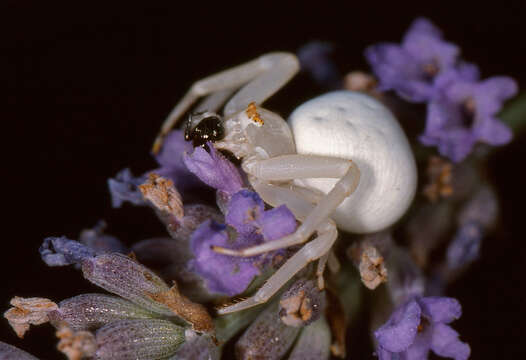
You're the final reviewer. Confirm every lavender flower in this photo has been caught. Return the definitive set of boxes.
[420,68,517,162]
[152,130,203,194]
[226,189,297,242]
[188,220,261,296]
[365,18,460,102]
[189,190,297,296]
[183,142,244,197]
[107,168,147,208]
[375,296,470,360]
[40,236,97,267]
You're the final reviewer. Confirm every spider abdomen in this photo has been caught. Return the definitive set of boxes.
[288,91,417,233]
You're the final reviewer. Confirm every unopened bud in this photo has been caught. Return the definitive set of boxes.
[48,293,161,331]
[95,319,185,360]
[235,302,300,360]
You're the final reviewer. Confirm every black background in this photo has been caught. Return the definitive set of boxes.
[4,1,526,359]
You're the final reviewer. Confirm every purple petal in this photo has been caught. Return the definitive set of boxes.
[183,143,243,196]
[430,323,470,360]
[40,236,96,266]
[474,116,512,145]
[404,327,432,360]
[420,99,477,163]
[405,17,443,38]
[446,221,482,269]
[107,168,147,208]
[403,32,459,74]
[374,299,421,353]
[225,190,265,236]
[366,18,461,103]
[365,44,432,102]
[257,205,297,241]
[153,130,203,193]
[475,76,518,116]
[154,130,194,169]
[417,297,461,324]
[189,220,260,296]
[375,346,395,360]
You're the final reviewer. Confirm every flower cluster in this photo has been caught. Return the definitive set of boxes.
[3,19,524,360]
[365,18,518,162]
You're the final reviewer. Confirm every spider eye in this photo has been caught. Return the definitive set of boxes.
[185,112,225,147]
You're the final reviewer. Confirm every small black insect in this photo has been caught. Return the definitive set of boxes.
[184,111,225,148]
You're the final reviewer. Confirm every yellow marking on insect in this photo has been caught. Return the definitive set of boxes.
[246,102,264,125]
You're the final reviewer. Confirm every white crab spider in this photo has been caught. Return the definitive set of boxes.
[153,52,417,314]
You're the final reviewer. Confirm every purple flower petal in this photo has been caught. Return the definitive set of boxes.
[475,76,518,115]
[375,299,421,353]
[420,72,516,162]
[365,17,460,103]
[40,236,97,267]
[183,143,243,196]
[405,17,443,38]
[225,190,265,236]
[430,323,470,360]
[417,297,461,324]
[404,326,431,360]
[189,220,260,296]
[257,205,297,241]
[154,130,194,170]
[152,130,203,193]
[107,168,147,208]
[474,116,513,145]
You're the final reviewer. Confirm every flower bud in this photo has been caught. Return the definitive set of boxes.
[81,253,174,316]
[0,341,39,360]
[48,293,161,331]
[170,329,220,360]
[235,302,300,360]
[288,316,331,360]
[95,319,185,360]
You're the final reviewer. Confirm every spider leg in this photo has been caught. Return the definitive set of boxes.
[213,155,360,257]
[217,225,337,314]
[153,52,299,153]
[316,253,329,290]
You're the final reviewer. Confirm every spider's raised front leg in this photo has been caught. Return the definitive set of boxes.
[152,52,299,153]
[217,221,338,314]
[214,155,361,257]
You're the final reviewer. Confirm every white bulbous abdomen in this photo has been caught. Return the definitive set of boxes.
[288,91,417,233]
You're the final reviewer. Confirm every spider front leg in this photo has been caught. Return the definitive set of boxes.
[152,52,299,153]
[217,223,338,314]
[213,155,360,257]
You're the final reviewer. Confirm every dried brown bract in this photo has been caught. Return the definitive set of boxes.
[56,326,96,360]
[146,283,214,334]
[279,279,325,327]
[139,173,184,219]
[359,245,388,290]
[423,156,453,202]
[4,297,58,338]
